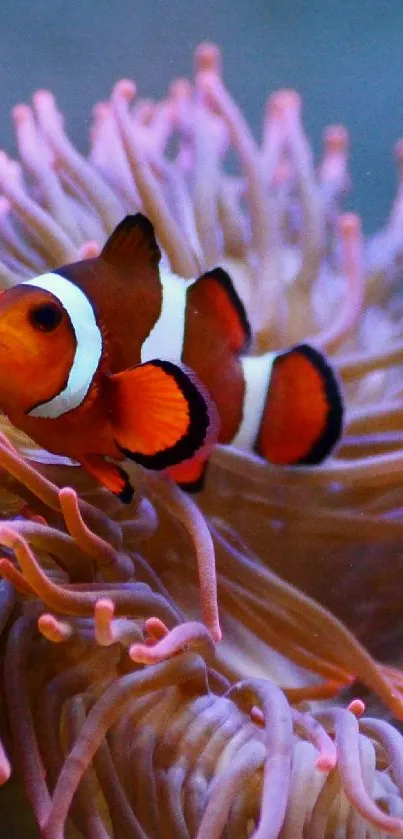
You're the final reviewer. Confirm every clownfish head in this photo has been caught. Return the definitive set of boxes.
[0,272,103,419]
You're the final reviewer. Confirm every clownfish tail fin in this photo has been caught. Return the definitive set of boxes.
[189,267,251,354]
[109,359,219,471]
[256,343,343,466]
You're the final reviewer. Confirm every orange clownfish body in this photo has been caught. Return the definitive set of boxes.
[0,214,343,501]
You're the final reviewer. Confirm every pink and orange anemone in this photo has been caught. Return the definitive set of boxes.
[0,42,403,837]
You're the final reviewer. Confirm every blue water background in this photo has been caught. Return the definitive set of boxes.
[0,0,401,233]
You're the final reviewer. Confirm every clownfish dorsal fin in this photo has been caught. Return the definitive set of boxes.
[100,214,161,272]
[108,359,218,470]
[256,343,343,465]
[188,267,251,354]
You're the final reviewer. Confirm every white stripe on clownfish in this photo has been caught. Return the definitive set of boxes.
[141,267,277,454]
[231,351,277,451]
[22,272,103,419]
[141,268,195,364]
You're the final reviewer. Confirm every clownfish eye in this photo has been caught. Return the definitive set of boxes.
[29,303,63,332]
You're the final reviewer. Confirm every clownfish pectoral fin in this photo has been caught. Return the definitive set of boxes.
[165,453,209,493]
[189,267,251,354]
[256,344,343,466]
[80,454,134,504]
[108,359,218,471]
[100,214,161,272]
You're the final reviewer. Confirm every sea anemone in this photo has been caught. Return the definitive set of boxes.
[0,41,403,838]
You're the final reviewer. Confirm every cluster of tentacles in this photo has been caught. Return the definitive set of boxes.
[1,434,403,838]
[0,39,402,838]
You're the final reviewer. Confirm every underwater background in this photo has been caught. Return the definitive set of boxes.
[0,0,401,234]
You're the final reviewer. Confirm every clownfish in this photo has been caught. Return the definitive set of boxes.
[0,214,343,501]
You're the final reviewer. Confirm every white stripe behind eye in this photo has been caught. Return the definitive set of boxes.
[23,272,103,419]
[141,268,195,363]
[231,352,277,451]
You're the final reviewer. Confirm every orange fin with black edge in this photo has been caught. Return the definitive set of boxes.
[80,454,134,504]
[109,359,218,470]
[165,453,209,493]
[100,214,161,271]
[256,343,343,465]
[188,267,251,354]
